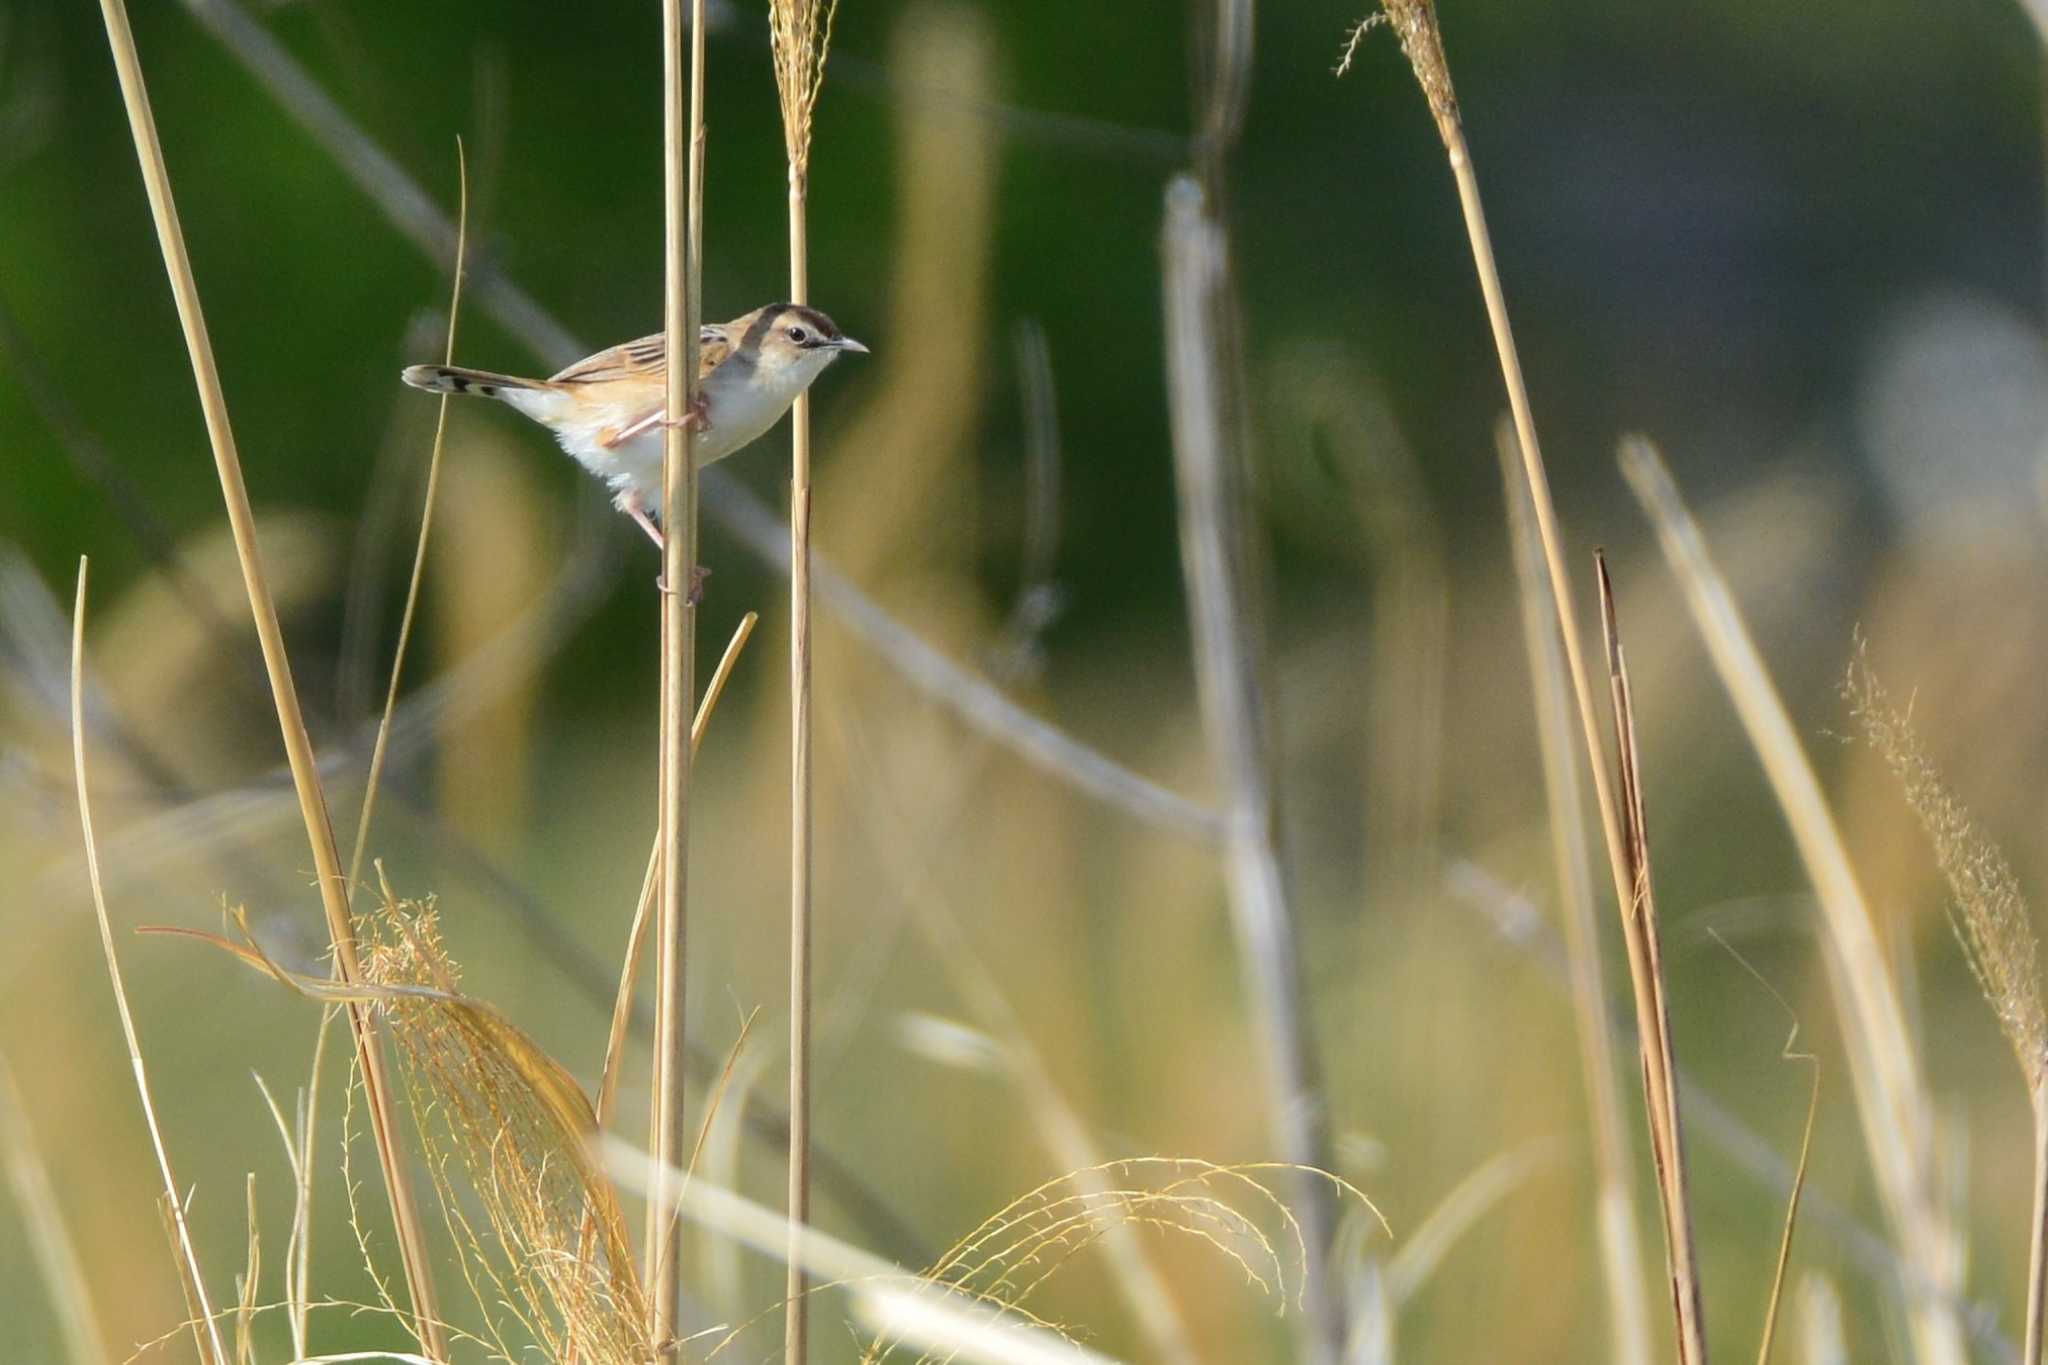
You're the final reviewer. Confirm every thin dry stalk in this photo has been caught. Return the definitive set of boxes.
[347,140,470,893]
[1844,657,2048,1365]
[769,4,840,1356]
[1495,423,1652,1365]
[1595,554,1709,1365]
[1343,37,1674,1351]
[1619,435,1967,1365]
[1162,172,1340,1364]
[1708,934,1818,1365]
[649,0,708,1350]
[581,612,755,1362]
[0,1050,111,1365]
[70,560,228,1365]
[89,2,446,1351]
[599,612,759,1134]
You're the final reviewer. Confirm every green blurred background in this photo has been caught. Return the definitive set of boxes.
[5,0,2048,1360]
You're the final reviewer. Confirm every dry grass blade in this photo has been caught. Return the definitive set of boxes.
[88,1,446,1350]
[1341,46,1668,1360]
[1707,930,1820,1365]
[598,611,758,1135]
[1619,434,1967,1365]
[1496,421,1653,1365]
[70,559,228,1365]
[0,1049,111,1365]
[347,139,470,894]
[1596,553,1709,1365]
[1844,654,2048,1365]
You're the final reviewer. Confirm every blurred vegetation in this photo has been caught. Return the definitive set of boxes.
[5,0,2048,1361]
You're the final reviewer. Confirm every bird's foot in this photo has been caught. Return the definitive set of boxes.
[654,564,711,605]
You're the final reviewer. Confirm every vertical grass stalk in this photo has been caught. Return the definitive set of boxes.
[1162,175,1341,1365]
[88,4,446,1352]
[1355,10,1711,1350]
[649,0,708,1351]
[769,4,839,1357]
[1496,426,1653,1365]
[1622,437,1968,1365]
[1596,555,1710,1365]
[71,561,229,1365]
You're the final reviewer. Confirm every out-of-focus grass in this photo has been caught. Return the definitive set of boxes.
[10,0,2048,1362]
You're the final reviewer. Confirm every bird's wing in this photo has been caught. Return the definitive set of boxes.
[550,327,733,385]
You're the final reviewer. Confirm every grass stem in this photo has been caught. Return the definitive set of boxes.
[88,2,446,1350]
[71,560,228,1365]
[649,0,708,1350]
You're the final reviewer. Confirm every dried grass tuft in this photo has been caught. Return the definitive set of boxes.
[856,1158,1386,1365]
[1844,652,2047,1084]
[770,0,840,178]
[355,881,651,1365]
[1337,4,1457,139]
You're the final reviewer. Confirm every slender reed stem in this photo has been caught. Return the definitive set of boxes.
[649,0,707,1349]
[347,142,469,894]
[2027,1085,2048,1365]
[600,613,759,1134]
[1359,10,1712,1358]
[1162,174,1339,1365]
[1496,425,1652,1365]
[71,561,228,1365]
[88,4,445,1351]
[785,172,816,1365]
[768,5,837,1351]
[1620,436,1967,1365]
[1596,555,1709,1365]
[0,1046,113,1365]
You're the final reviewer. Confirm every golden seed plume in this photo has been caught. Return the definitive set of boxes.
[1337,3,1460,142]
[770,0,842,178]
[1847,650,2048,1087]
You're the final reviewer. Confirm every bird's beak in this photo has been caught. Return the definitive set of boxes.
[834,337,869,354]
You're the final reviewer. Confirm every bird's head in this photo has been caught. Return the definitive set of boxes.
[735,303,867,388]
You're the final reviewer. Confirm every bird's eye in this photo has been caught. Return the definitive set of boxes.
[787,325,810,345]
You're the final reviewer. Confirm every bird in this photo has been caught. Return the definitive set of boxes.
[400,303,866,548]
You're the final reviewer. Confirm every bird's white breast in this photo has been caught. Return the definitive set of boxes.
[550,348,834,521]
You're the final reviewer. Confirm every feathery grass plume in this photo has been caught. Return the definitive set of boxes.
[769,3,839,1359]
[771,0,839,178]
[358,880,653,1364]
[1596,554,1709,1365]
[858,1158,1385,1365]
[1845,651,2048,1364]
[1619,434,1969,1365]
[1337,3,1455,141]
[1844,655,2046,1082]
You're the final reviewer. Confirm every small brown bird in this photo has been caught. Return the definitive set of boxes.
[400,303,866,546]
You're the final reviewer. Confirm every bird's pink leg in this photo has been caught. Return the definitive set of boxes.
[663,392,710,431]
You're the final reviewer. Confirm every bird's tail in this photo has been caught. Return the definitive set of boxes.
[400,364,545,400]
